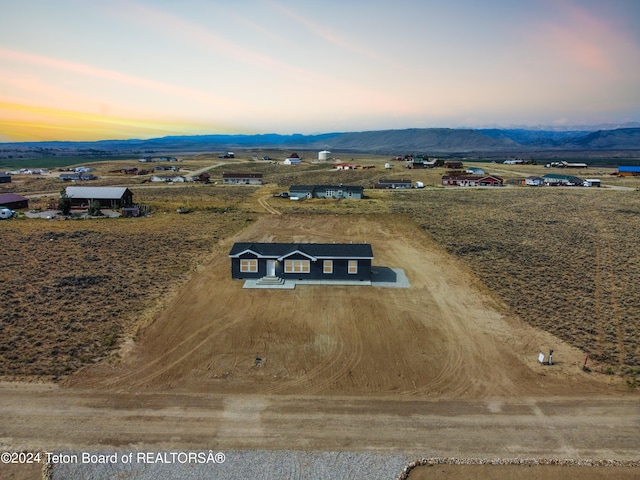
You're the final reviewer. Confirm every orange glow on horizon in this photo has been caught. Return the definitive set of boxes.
[0,102,225,142]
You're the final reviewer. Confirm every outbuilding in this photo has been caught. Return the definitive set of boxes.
[229,242,374,282]
[444,161,463,169]
[618,166,640,176]
[64,186,133,208]
[0,193,29,210]
[0,174,11,183]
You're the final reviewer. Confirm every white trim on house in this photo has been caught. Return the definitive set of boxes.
[278,250,318,262]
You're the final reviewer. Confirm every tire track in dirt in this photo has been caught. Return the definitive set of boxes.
[261,290,366,395]
[410,308,467,396]
[297,316,365,395]
[262,295,351,395]
[95,314,245,389]
[402,269,501,398]
[258,195,281,215]
[92,290,250,388]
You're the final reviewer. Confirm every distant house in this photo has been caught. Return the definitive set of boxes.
[466,167,485,175]
[59,172,97,181]
[444,161,463,169]
[525,176,545,186]
[153,165,178,172]
[408,158,435,169]
[0,174,11,183]
[284,157,301,165]
[333,163,359,170]
[542,174,583,186]
[194,172,211,183]
[617,166,640,176]
[0,193,29,210]
[229,242,374,282]
[149,174,187,183]
[222,173,263,185]
[441,174,503,187]
[548,161,587,168]
[65,186,133,208]
[289,184,364,199]
[375,178,412,189]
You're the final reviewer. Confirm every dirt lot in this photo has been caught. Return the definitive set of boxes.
[68,214,622,397]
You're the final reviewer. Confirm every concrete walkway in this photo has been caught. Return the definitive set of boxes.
[242,267,410,289]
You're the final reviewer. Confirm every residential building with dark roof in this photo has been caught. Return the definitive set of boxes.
[289,185,364,199]
[222,173,263,185]
[229,243,373,281]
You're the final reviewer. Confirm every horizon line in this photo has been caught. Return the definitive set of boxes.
[3,123,640,145]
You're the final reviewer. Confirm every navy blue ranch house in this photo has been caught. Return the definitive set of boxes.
[229,243,373,281]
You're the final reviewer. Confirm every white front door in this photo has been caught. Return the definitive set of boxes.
[266,260,276,276]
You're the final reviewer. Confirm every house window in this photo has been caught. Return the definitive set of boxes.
[348,260,358,274]
[323,260,333,274]
[240,259,258,272]
[285,259,310,273]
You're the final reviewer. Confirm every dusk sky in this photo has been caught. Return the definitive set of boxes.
[1,0,640,142]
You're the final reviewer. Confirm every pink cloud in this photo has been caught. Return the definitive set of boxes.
[0,47,252,110]
[531,1,640,75]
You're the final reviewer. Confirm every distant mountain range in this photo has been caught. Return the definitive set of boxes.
[2,127,640,155]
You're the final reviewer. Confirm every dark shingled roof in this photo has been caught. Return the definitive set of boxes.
[229,243,373,259]
[290,185,364,192]
[0,193,28,203]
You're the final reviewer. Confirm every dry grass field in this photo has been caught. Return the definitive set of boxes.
[0,210,252,379]
[391,188,640,383]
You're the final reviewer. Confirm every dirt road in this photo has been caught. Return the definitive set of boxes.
[1,383,638,458]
